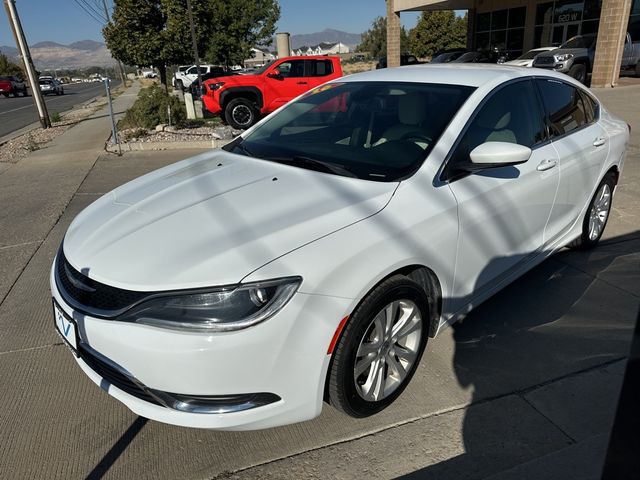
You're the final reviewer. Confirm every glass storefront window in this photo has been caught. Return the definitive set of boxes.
[507,28,525,51]
[477,12,491,32]
[492,9,508,30]
[553,0,583,23]
[536,2,555,26]
[509,7,526,28]
[582,19,600,35]
[490,30,507,51]
[583,0,602,20]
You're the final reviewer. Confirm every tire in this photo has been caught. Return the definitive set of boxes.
[175,79,184,91]
[1,93,8,98]
[568,64,587,84]
[224,97,259,130]
[569,172,616,250]
[635,61,640,78]
[328,275,430,418]
[61,88,65,95]
[22,89,29,97]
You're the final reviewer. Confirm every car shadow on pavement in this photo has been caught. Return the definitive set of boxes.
[395,230,640,480]
[85,416,148,480]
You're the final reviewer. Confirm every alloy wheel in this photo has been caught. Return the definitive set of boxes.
[354,299,422,402]
[588,183,611,241]
[232,105,253,127]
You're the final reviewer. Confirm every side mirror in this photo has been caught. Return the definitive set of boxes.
[465,141,531,171]
[267,69,282,79]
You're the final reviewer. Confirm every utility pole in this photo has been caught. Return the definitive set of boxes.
[186,0,203,96]
[101,0,127,86]
[4,0,50,128]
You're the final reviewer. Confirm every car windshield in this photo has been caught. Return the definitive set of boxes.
[452,52,479,62]
[561,34,596,49]
[228,81,474,182]
[516,49,547,60]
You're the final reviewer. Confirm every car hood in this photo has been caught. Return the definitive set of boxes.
[535,48,587,59]
[504,59,532,67]
[63,150,397,291]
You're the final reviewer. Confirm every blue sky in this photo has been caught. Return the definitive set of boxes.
[0,0,421,47]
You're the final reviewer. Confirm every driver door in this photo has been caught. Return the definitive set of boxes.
[264,59,308,110]
[444,79,560,311]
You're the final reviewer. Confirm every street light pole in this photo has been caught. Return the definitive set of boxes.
[3,0,50,128]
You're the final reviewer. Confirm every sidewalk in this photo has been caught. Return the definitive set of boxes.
[0,81,140,306]
[0,83,637,480]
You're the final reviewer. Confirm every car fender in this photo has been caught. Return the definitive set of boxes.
[220,86,264,111]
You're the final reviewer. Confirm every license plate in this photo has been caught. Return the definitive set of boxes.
[53,300,79,355]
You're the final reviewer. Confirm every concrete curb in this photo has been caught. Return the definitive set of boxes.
[105,138,233,152]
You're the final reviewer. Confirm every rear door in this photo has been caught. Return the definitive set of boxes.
[535,78,609,244]
[304,59,336,88]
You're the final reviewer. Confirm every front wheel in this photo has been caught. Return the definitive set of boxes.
[328,275,430,418]
[569,172,616,250]
[569,64,587,84]
[175,79,184,91]
[224,98,259,130]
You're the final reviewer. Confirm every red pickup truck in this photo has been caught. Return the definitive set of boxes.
[202,56,343,129]
[0,75,28,97]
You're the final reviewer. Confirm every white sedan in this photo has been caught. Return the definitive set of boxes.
[51,65,629,430]
[503,47,557,67]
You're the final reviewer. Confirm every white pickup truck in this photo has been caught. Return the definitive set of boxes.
[172,65,228,90]
[621,32,640,76]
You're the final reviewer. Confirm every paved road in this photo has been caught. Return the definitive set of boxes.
[0,80,121,139]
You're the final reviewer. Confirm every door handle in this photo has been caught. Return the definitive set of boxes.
[297,81,308,85]
[593,137,606,147]
[537,159,558,171]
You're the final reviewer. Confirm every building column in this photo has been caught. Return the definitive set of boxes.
[467,8,476,50]
[387,0,401,67]
[591,0,633,87]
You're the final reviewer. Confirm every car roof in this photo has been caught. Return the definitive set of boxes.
[340,63,576,88]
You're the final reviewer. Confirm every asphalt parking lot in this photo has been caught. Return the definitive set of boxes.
[0,83,638,479]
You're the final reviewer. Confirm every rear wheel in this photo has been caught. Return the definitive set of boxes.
[569,64,587,84]
[569,172,616,250]
[328,275,429,417]
[224,98,259,130]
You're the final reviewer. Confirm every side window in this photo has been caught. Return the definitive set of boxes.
[578,90,599,123]
[536,79,588,137]
[186,67,197,75]
[450,80,546,168]
[306,60,333,77]
[276,60,305,78]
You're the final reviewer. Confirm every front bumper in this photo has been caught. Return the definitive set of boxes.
[50,261,351,430]
[202,93,222,115]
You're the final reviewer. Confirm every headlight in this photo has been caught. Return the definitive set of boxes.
[554,53,574,62]
[208,82,225,91]
[117,277,301,332]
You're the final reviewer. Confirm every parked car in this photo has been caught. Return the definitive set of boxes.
[502,47,557,67]
[173,65,228,90]
[39,78,64,95]
[0,75,28,97]
[376,54,422,69]
[430,48,467,63]
[202,55,343,129]
[452,50,504,63]
[533,34,597,83]
[141,70,158,79]
[52,64,628,431]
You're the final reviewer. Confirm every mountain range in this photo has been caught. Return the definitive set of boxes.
[0,29,362,69]
[0,40,115,69]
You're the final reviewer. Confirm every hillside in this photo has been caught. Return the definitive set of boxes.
[0,40,115,69]
[273,29,362,50]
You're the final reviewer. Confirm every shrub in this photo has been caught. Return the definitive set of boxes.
[119,85,186,129]
[50,112,61,123]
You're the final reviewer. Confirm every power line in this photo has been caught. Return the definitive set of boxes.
[71,0,106,24]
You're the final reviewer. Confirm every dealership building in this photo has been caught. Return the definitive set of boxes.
[386,0,639,86]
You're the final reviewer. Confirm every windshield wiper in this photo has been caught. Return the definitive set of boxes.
[268,156,358,178]
[222,137,256,158]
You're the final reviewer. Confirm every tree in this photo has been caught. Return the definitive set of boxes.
[0,53,24,77]
[103,0,279,87]
[357,16,409,59]
[409,11,467,58]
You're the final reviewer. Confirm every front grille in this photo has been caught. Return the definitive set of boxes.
[56,249,147,315]
[79,346,162,406]
[534,56,555,65]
